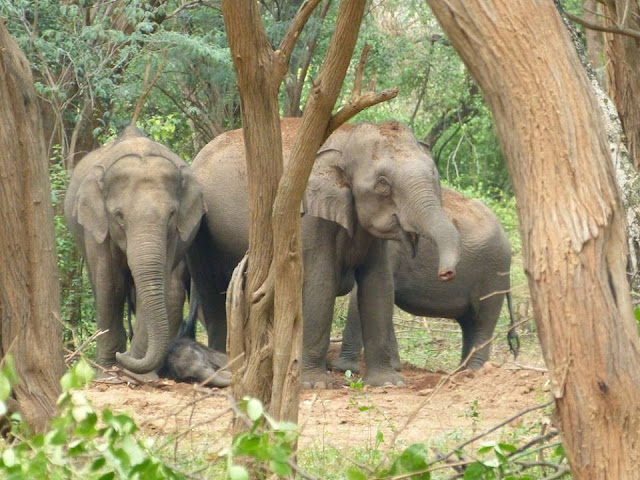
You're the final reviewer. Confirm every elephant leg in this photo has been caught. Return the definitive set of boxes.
[202,292,227,352]
[331,290,363,373]
[301,239,338,388]
[458,294,504,369]
[166,264,187,341]
[333,286,402,373]
[186,228,228,352]
[356,239,404,386]
[86,242,127,368]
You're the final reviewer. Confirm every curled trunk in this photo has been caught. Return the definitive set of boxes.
[402,179,460,280]
[116,233,169,373]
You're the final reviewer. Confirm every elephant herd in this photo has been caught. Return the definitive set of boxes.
[64,117,517,388]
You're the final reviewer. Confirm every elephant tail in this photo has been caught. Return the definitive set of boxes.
[505,291,520,359]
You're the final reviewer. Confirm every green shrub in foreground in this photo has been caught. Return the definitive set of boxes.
[0,358,184,480]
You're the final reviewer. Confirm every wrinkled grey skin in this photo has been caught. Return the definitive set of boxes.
[157,338,232,387]
[332,188,513,372]
[64,126,207,374]
[157,292,231,387]
[188,118,460,387]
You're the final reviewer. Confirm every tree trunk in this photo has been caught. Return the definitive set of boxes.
[602,0,640,170]
[583,0,606,86]
[0,22,66,432]
[425,1,640,479]
[222,0,370,424]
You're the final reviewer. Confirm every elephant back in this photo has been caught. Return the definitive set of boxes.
[441,188,510,259]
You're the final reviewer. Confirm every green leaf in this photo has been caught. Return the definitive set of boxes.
[246,398,263,422]
[463,462,487,480]
[228,464,249,480]
[387,443,429,479]
[121,435,145,466]
[270,459,291,477]
[497,443,517,454]
[0,375,11,402]
[2,448,17,468]
[346,466,368,480]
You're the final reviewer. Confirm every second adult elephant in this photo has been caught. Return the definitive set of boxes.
[188,118,460,387]
[332,188,515,372]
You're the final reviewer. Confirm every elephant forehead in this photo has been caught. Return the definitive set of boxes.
[106,155,180,182]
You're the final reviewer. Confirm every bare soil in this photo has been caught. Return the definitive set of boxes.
[86,355,550,453]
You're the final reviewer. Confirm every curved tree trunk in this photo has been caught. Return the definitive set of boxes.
[425,1,640,478]
[0,22,66,432]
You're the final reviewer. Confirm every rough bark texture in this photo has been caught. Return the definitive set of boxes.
[271,0,367,422]
[0,22,66,432]
[602,0,640,170]
[583,0,606,86]
[222,0,370,424]
[222,0,286,412]
[425,1,640,478]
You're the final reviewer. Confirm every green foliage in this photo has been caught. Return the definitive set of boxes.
[0,359,185,479]
[228,397,299,479]
[345,370,364,391]
[635,306,640,335]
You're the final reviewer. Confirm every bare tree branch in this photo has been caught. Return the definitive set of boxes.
[277,0,324,73]
[564,10,640,39]
[326,44,398,137]
[327,88,399,136]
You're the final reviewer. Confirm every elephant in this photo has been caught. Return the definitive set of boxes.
[64,125,207,374]
[187,118,460,387]
[332,187,516,372]
[157,292,232,387]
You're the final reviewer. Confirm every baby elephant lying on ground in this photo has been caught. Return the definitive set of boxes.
[157,297,231,387]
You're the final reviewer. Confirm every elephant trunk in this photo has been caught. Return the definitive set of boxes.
[402,178,460,281]
[115,232,169,373]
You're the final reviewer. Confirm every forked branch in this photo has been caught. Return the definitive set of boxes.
[131,51,168,125]
[326,43,399,138]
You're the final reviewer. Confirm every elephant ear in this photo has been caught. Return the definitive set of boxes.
[303,147,354,236]
[74,165,108,244]
[177,166,207,242]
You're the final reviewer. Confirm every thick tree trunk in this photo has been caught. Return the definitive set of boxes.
[221,0,287,412]
[602,0,640,170]
[222,0,369,425]
[0,22,66,432]
[426,1,640,478]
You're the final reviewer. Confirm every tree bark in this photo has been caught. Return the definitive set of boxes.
[602,0,640,170]
[0,21,66,432]
[425,1,640,479]
[583,0,606,86]
[222,0,377,424]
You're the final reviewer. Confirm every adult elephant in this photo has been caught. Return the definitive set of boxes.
[64,126,207,374]
[332,188,515,372]
[188,118,460,387]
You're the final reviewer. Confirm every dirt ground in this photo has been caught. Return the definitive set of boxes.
[86,351,551,455]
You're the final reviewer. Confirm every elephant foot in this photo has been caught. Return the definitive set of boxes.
[363,367,405,387]
[302,369,334,389]
[391,356,402,372]
[329,355,361,374]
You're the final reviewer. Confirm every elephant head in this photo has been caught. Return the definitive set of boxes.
[73,128,206,373]
[304,121,459,280]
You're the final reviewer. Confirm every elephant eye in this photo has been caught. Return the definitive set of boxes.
[375,176,391,196]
